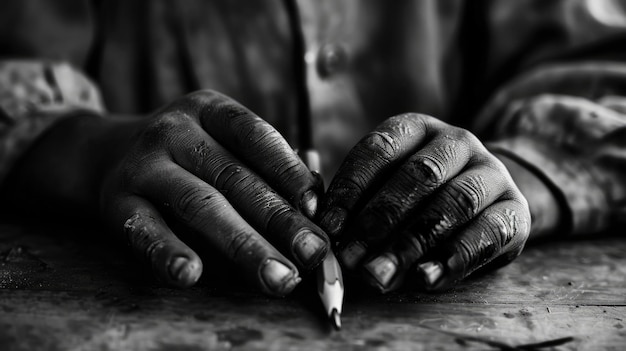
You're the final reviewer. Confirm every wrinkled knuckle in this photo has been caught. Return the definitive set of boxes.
[388,112,426,130]
[457,233,499,270]
[225,229,259,261]
[404,154,446,189]
[445,175,489,221]
[485,207,529,249]
[123,213,164,258]
[174,185,222,225]
[326,174,367,204]
[190,140,212,170]
[273,156,307,188]
[361,130,401,160]
[401,112,431,124]
[214,163,250,190]
[240,117,282,149]
[123,213,145,239]
[393,112,434,135]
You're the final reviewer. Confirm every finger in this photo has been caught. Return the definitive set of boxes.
[416,199,530,291]
[169,91,322,218]
[136,163,303,296]
[364,198,529,293]
[339,132,475,269]
[158,116,329,270]
[319,114,436,237]
[358,162,516,291]
[105,194,203,288]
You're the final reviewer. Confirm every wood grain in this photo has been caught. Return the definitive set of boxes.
[0,220,624,350]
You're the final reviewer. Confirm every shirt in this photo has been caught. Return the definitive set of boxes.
[2,0,626,235]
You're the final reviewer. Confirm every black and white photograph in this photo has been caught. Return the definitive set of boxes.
[0,0,625,349]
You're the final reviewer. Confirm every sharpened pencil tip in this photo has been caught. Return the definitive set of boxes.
[331,308,341,330]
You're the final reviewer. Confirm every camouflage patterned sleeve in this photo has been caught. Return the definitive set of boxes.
[0,60,105,184]
[475,62,626,236]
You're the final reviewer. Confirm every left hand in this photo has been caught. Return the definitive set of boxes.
[318,113,531,292]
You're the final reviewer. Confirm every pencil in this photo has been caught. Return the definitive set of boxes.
[317,250,344,330]
[299,149,345,330]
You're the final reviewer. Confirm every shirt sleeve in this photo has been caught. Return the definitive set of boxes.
[474,62,626,235]
[0,60,105,184]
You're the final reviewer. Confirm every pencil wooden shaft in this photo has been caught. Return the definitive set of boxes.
[299,149,344,328]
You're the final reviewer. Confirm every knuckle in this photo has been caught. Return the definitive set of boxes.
[153,110,195,131]
[445,174,489,221]
[451,126,479,145]
[441,126,481,153]
[225,229,260,261]
[142,111,195,147]
[484,206,529,249]
[361,130,401,160]
[173,184,223,225]
[273,155,307,186]
[187,90,252,124]
[240,116,283,151]
[457,231,499,270]
[453,127,474,141]
[403,154,446,189]
[254,190,291,232]
[123,213,165,260]
[326,172,369,205]
[401,112,431,125]
[190,140,212,173]
[214,163,252,192]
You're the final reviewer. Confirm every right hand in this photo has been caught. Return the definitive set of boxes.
[62,90,328,296]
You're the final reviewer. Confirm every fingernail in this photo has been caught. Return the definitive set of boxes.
[417,261,444,287]
[300,190,318,219]
[293,230,326,267]
[364,254,398,289]
[340,241,367,269]
[169,256,202,287]
[320,207,347,236]
[261,259,301,296]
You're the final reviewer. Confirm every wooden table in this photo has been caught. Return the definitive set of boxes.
[0,219,624,350]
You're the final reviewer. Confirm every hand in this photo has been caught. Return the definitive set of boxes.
[7,90,329,296]
[318,113,530,292]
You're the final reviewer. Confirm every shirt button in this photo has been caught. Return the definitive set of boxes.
[316,43,347,78]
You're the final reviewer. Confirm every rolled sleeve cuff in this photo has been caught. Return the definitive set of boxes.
[0,61,105,184]
[487,137,610,235]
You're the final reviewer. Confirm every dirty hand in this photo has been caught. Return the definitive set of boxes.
[99,90,328,296]
[318,113,530,292]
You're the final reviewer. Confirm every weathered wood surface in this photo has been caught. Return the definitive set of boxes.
[0,220,625,350]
